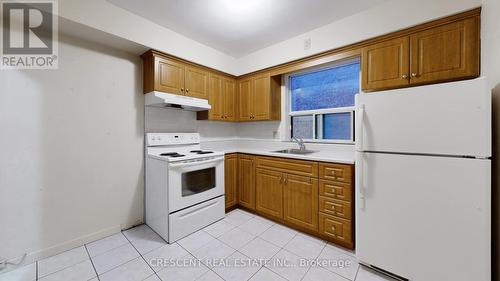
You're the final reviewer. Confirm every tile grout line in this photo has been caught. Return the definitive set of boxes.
[234,208,301,281]
[171,242,226,281]
[84,244,99,280]
[353,265,360,281]
[121,230,161,281]
[255,225,296,281]
[36,248,92,280]
[219,209,349,281]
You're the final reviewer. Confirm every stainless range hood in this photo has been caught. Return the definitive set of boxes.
[144,91,211,111]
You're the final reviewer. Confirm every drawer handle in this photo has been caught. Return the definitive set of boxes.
[331,226,336,232]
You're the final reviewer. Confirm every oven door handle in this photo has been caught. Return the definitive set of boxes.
[169,156,224,169]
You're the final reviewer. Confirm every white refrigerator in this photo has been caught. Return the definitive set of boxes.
[355,77,491,281]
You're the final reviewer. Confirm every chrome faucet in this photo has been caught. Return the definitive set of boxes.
[291,137,306,151]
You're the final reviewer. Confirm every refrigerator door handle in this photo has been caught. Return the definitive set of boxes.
[356,104,365,152]
[357,152,366,210]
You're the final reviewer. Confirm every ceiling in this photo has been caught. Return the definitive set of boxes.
[107,0,387,58]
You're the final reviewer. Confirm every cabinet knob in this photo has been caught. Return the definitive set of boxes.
[411,73,418,77]
[186,89,190,92]
[181,88,184,92]
[402,74,408,79]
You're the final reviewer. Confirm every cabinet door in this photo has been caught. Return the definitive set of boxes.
[253,73,271,120]
[238,155,255,210]
[409,17,479,85]
[154,56,185,95]
[284,174,319,232]
[224,154,238,209]
[185,66,209,100]
[361,36,410,91]
[255,168,283,220]
[208,74,224,120]
[319,213,352,249]
[238,78,253,121]
[223,78,237,121]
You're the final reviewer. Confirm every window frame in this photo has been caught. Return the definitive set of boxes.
[284,57,360,144]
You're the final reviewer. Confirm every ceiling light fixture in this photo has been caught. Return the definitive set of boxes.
[220,0,264,15]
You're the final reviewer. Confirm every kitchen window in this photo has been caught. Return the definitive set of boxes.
[287,58,360,143]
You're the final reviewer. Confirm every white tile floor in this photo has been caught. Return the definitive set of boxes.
[0,209,397,281]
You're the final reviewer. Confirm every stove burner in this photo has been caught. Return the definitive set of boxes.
[160,152,185,158]
[160,152,179,156]
[190,150,214,155]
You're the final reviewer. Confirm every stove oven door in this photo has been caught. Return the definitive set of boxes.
[168,156,224,212]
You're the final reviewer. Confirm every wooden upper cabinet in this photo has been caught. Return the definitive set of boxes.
[142,50,218,101]
[208,74,224,120]
[409,17,479,85]
[283,174,319,232]
[151,55,185,95]
[255,169,284,220]
[223,78,237,121]
[253,73,271,120]
[198,75,237,121]
[237,73,280,121]
[361,36,410,91]
[238,155,256,210]
[225,154,238,209]
[238,78,253,121]
[185,66,209,99]
[362,15,480,92]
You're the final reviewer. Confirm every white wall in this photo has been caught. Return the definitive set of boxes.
[55,0,482,76]
[145,107,238,140]
[58,0,237,74]
[0,34,144,263]
[235,0,481,75]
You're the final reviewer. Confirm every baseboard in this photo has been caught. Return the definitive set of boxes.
[4,225,122,269]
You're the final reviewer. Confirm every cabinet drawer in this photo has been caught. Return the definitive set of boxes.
[319,213,352,247]
[256,156,318,177]
[319,163,352,182]
[319,180,352,201]
[319,197,352,220]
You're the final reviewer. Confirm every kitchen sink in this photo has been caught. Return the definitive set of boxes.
[273,149,317,155]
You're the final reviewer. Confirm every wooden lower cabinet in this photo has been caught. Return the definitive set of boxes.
[230,153,354,250]
[238,154,255,210]
[224,154,238,209]
[255,169,283,220]
[319,196,352,220]
[319,213,353,249]
[283,174,318,232]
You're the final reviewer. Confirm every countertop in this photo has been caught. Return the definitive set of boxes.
[201,138,355,164]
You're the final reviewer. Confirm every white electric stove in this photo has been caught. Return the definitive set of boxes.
[145,133,225,242]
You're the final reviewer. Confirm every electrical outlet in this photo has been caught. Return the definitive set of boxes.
[303,38,311,50]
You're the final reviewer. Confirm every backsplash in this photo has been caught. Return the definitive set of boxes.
[146,107,283,140]
[236,121,282,139]
[145,107,238,139]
